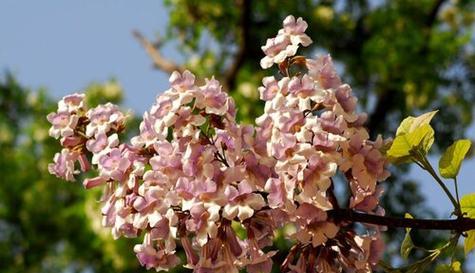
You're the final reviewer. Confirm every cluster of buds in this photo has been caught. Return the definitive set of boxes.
[48,15,390,273]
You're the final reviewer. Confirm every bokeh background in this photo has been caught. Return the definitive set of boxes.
[1,0,474,272]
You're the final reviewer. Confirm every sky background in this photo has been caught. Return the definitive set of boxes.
[1,0,474,217]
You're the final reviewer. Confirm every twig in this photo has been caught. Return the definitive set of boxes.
[132,30,184,74]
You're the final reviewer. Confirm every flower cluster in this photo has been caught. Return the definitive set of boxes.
[47,93,128,182]
[256,16,390,270]
[48,15,390,273]
[260,15,312,69]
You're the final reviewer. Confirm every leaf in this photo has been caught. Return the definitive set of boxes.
[406,249,441,273]
[388,111,438,163]
[396,110,438,136]
[460,193,475,218]
[400,229,414,259]
[435,261,463,273]
[401,213,414,259]
[439,139,472,179]
[387,124,434,163]
[460,193,475,255]
[231,220,247,240]
[396,235,458,273]
[465,231,475,256]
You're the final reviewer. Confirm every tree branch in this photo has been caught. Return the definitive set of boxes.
[426,0,446,27]
[367,89,395,136]
[327,209,475,231]
[132,30,184,74]
[367,0,447,135]
[223,0,252,91]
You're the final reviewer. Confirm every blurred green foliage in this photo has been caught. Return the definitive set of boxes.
[1,0,474,272]
[0,74,151,273]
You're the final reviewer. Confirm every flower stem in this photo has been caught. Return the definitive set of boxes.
[414,151,460,214]
[454,177,461,212]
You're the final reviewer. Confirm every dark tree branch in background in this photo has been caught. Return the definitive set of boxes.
[224,0,252,91]
[420,0,447,55]
[328,209,475,231]
[426,0,446,27]
[367,88,396,135]
[132,30,185,74]
[367,0,447,134]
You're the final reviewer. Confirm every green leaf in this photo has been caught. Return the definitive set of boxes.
[464,231,475,256]
[396,110,438,136]
[435,261,463,273]
[388,111,438,163]
[401,213,414,259]
[387,124,434,163]
[460,193,475,255]
[406,249,441,273]
[460,193,475,218]
[231,221,247,240]
[439,139,472,179]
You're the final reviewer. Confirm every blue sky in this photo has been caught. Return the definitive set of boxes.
[1,1,474,216]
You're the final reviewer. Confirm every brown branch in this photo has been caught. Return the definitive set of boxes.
[223,0,252,91]
[327,209,475,232]
[132,30,184,74]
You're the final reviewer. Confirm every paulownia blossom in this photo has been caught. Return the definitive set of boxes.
[48,15,390,273]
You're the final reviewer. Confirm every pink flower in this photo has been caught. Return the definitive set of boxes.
[335,84,357,113]
[130,112,159,148]
[293,203,339,247]
[134,233,180,271]
[47,111,79,139]
[318,111,346,135]
[306,54,341,89]
[48,148,80,181]
[86,132,119,156]
[281,15,312,46]
[199,77,228,115]
[260,15,312,69]
[186,203,220,246]
[265,178,285,208]
[270,131,297,159]
[288,74,315,98]
[98,147,131,181]
[83,176,107,189]
[241,238,275,273]
[169,70,195,91]
[260,35,296,69]
[258,76,280,101]
[222,180,266,221]
[57,93,85,112]
[85,103,126,137]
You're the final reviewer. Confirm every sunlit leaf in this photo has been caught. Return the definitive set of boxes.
[401,213,414,259]
[439,139,472,179]
[396,110,438,136]
[387,124,434,162]
[465,231,475,256]
[461,193,475,255]
[460,193,475,218]
[435,261,463,273]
